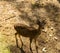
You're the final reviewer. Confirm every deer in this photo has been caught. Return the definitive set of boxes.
[14,19,46,53]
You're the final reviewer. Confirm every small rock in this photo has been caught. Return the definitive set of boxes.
[51,27,54,30]
[42,47,47,52]
[53,37,58,40]
[49,34,53,36]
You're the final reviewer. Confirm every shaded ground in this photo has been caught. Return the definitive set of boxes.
[0,0,60,53]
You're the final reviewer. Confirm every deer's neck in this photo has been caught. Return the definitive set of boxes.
[37,25,40,31]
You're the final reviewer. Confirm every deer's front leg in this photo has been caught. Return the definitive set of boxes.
[35,39,38,53]
[30,38,33,53]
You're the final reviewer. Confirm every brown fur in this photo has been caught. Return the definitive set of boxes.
[14,20,45,53]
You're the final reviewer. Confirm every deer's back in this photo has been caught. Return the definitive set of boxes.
[14,26,40,38]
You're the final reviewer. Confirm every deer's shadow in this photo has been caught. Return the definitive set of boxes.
[9,45,25,53]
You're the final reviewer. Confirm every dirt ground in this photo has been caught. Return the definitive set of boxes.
[0,0,60,53]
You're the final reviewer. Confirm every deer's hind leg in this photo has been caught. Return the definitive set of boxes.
[18,34,24,48]
[15,33,23,48]
[15,33,25,53]
[15,33,19,48]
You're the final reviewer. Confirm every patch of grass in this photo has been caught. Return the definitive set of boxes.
[0,32,11,53]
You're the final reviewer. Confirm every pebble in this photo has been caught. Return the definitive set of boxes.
[42,47,47,52]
